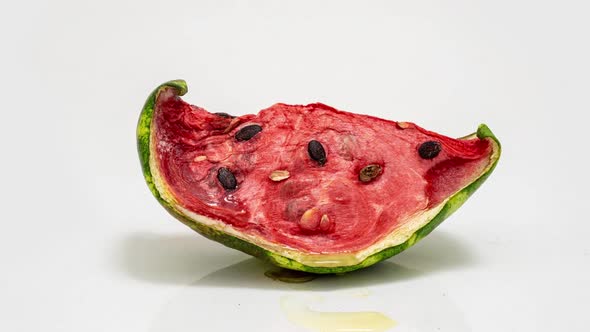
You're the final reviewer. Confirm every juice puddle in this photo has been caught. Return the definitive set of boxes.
[265,268,318,283]
[280,295,396,332]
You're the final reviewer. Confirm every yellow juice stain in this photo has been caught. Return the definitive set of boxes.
[280,295,396,332]
[349,288,372,298]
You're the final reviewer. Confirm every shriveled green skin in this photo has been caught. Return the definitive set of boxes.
[137,80,501,274]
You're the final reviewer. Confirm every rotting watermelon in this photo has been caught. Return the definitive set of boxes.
[137,80,501,274]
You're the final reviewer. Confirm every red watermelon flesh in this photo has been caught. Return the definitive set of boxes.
[152,88,492,254]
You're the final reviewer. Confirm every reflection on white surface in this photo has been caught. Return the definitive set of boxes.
[141,231,473,331]
[147,261,471,331]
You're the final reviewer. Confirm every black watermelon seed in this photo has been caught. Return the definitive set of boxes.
[359,164,383,183]
[217,167,237,190]
[214,112,235,119]
[235,124,263,141]
[307,140,327,165]
[418,141,442,159]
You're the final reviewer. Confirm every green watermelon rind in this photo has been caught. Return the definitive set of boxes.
[137,80,501,274]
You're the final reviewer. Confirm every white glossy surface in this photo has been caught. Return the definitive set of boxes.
[1,1,589,331]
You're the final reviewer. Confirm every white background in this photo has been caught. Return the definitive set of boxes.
[1,1,589,331]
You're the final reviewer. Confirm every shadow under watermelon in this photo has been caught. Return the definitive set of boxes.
[193,230,477,290]
[116,230,476,289]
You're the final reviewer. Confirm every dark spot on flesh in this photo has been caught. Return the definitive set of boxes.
[359,164,383,183]
[418,141,442,159]
[214,112,235,118]
[217,167,237,190]
[235,124,262,141]
[307,140,327,165]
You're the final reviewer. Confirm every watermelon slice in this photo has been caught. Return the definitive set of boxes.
[137,80,501,274]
